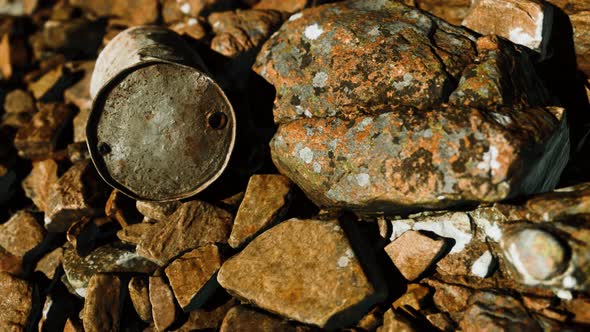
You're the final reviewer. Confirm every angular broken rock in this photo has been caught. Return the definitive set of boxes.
[0,29,28,80]
[0,272,33,331]
[129,276,152,322]
[218,218,386,329]
[117,221,158,246]
[137,200,233,265]
[378,309,416,332]
[165,244,222,311]
[27,65,72,102]
[0,210,45,259]
[63,243,157,295]
[35,247,63,280]
[0,247,23,275]
[220,305,311,332]
[106,190,141,227]
[462,0,548,52]
[73,107,90,143]
[458,291,540,331]
[3,89,35,115]
[209,9,285,59]
[174,296,238,331]
[410,0,471,26]
[161,0,234,23]
[45,160,106,232]
[384,230,445,281]
[149,275,177,332]
[70,0,158,25]
[136,200,181,222]
[21,159,58,213]
[14,103,74,160]
[64,61,94,112]
[229,174,292,248]
[82,274,123,332]
[392,284,431,311]
[253,0,309,13]
[256,0,569,213]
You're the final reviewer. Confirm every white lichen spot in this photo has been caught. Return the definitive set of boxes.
[42,299,53,318]
[328,139,338,150]
[356,117,373,131]
[557,289,573,300]
[187,18,198,26]
[312,71,329,88]
[413,218,473,254]
[180,2,191,14]
[115,252,140,267]
[563,276,577,289]
[44,215,51,226]
[304,23,324,40]
[491,113,512,126]
[477,146,500,173]
[75,287,87,298]
[345,249,354,257]
[356,173,370,187]
[304,109,313,118]
[337,256,350,268]
[393,73,413,90]
[313,162,322,173]
[295,105,304,115]
[299,147,314,164]
[368,26,380,36]
[390,220,412,240]
[333,224,342,232]
[471,251,494,278]
[289,12,303,21]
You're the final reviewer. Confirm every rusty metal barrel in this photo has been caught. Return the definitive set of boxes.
[87,26,236,201]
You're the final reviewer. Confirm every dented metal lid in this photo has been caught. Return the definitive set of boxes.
[87,26,235,201]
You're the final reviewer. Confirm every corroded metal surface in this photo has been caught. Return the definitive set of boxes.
[87,26,235,201]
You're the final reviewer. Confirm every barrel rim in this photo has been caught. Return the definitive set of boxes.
[86,60,237,202]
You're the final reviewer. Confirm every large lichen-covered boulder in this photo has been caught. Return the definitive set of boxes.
[254,0,569,213]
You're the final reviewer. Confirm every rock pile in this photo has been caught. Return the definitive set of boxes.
[0,0,590,331]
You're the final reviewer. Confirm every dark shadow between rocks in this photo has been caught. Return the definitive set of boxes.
[325,213,389,330]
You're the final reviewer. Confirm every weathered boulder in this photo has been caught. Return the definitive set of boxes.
[255,0,568,213]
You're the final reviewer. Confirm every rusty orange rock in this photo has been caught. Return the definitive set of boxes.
[256,0,569,213]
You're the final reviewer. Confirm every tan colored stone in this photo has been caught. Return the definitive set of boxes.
[117,221,158,245]
[45,160,107,232]
[385,231,445,281]
[377,309,416,332]
[229,174,292,248]
[425,313,455,332]
[3,89,35,114]
[169,18,208,41]
[21,159,58,212]
[209,9,285,59]
[393,284,431,311]
[137,200,232,265]
[357,307,383,331]
[462,0,547,51]
[27,65,71,101]
[69,0,159,25]
[0,210,45,258]
[34,247,63,280]
[136,200,181,222]
[0,32,28,80]
[0,246,22,275]
[218,218,386,329]
[161,0,233,23]
[72,107,90,143]
[67,142,90,163]
[165,244,222,311]
[220,305,310,332]
[63,317,84,332]
[82,274,123,332]
[129,276,152,322]
[14,103,74,160]
[253,0,308,13]
[425,279,474,319]
[414,0,470,25]
[173,297,238,331]
[106,190,141,227]
[64,61,94,111]
[0,272,33,331]
[149,275,177,331]
[565,297,590,324]
[458,291,540,331]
